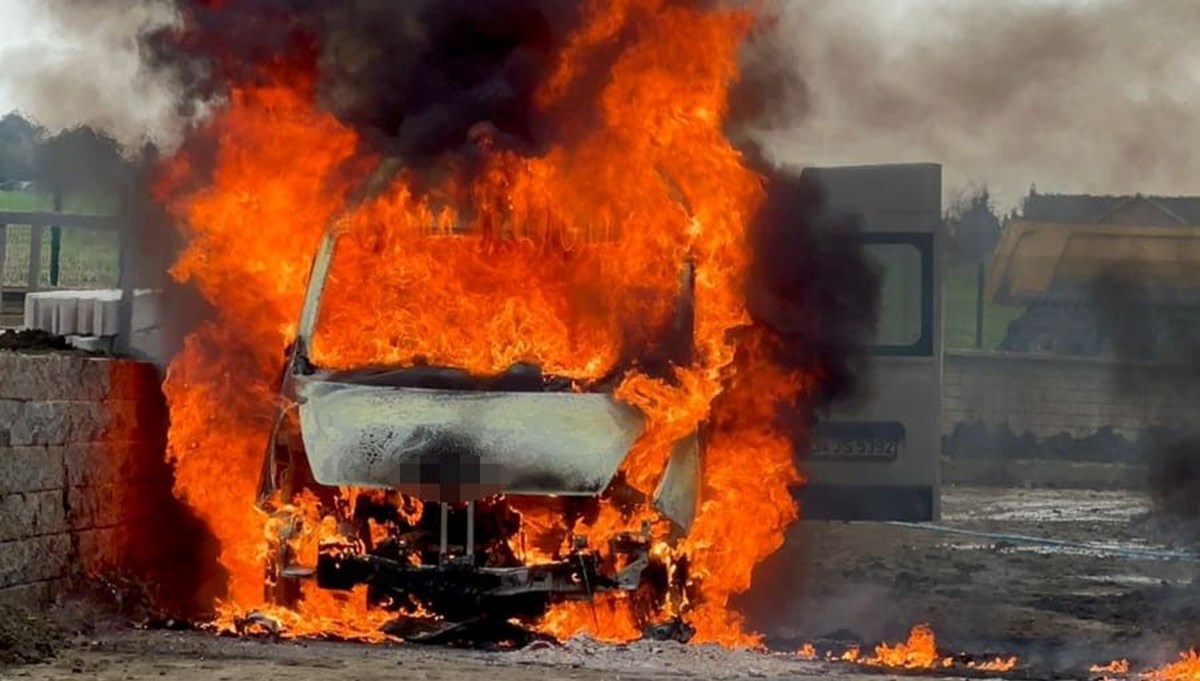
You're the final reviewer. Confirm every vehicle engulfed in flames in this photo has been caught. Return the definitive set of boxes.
[256,218,702,642]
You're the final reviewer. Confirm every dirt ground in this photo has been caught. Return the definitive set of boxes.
[742,485,1199,673]
[5,485,1197,680]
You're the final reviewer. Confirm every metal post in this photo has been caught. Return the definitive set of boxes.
[26,224,43,291]
[0,223,7,290]
[438,503,449,563]
[114,190,135,354]
[49,190,62,287]
[465,501,475,559]
[975,262,985,349]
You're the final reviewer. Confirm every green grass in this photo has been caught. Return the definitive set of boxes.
[0,189,118,214]
[943,259,1025,350]
[0,190,121,288]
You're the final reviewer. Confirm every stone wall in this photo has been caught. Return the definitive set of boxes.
[942,350,1200,460]
[0,351,178,606]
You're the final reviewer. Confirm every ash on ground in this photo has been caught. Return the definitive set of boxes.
[511,637,807,679]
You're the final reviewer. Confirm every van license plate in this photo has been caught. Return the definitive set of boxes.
[809,421,905,462]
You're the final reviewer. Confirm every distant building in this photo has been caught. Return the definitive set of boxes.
[1020,190,1200,227]
[990,190,1200,358]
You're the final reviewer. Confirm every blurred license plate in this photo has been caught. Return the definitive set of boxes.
[810,421,905,461]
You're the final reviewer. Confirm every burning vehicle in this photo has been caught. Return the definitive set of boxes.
[152,0,839,647]
[256,207,704,640]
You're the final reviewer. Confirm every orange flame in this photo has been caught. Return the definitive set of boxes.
[810,625,1018,673]
[1092,659,1132,675]
[969,656,1019,673]
[1144,650,1200,681]
[156,0,803,644]
[867,624,952,669]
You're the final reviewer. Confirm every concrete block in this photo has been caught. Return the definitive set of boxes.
[22,294,56,331]
[128,328,166,365]
[130,290,161,333]
[64,442,158,490]
[0,579,62,608]
[91,400,146,443]
[99,360,163,401]
[54,297,79,336]
[0,353,112,401]
[76,526,130,572]
[0,534,70,588]
[68,482,150,530]
[0,400,145,447]
[0,491,66,542]
[75,294,96,334]
[93,292,121,336]
[0,447,64,495]
[67,336,108,353]
[0,401,72,446]
[23,289,160,339]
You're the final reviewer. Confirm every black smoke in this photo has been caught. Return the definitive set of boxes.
[741,167,881,407]
[726,23,881,409]
[144,0,592,164]
[141,0,881,406]
[1091,266,1200,527]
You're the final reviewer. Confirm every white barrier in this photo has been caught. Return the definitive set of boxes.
[22,289,164,362]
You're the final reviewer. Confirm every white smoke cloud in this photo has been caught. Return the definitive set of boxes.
[749,0,1200,208]
[0,0,184,149]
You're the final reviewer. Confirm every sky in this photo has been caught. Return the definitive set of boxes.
[0,0,1197,208]
[0,0,57,113]
[0,0,180,147]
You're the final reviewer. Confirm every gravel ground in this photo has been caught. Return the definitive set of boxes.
[4,485,1196,680]
[1,631,1006,681]
[742,485,1199,673]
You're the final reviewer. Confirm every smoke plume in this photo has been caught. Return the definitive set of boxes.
[140,0,593,165]
[9,0,1200,209]
[1091,267,1200,526]
[741,166,881,407]
[0,0,888,406]
[745,0,1200,208]
[0,1,182,148]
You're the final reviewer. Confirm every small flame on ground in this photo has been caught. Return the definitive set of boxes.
[799,624,1018,674]
[869,623,950,669]
[969,656,1019,672]
[1092,659,1132,675]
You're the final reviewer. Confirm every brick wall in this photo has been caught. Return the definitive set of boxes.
[0,351,178,606]
[942,350,1200,452]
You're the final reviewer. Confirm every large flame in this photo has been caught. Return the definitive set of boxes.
[1144,651,1200,681]
[157,0,805,645]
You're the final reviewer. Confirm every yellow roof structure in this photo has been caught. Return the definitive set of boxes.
[987,219,1200,304]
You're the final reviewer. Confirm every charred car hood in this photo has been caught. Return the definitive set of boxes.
[295,375,645,503]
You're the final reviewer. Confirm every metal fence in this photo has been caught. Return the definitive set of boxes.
[0,209,133,349]
[0,223,120,288]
